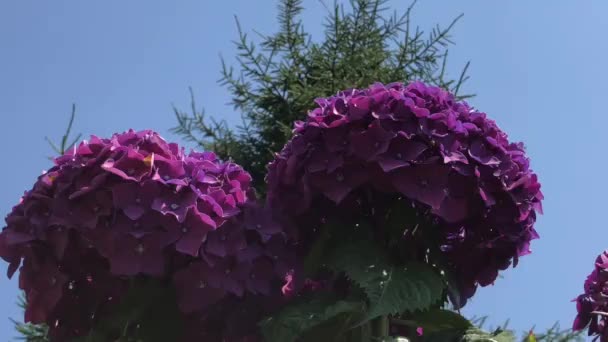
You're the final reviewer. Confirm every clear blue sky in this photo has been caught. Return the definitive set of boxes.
[0,0,606,339]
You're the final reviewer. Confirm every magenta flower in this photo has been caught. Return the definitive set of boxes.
[110,181,160,220]
[573,250,608,341]
[266,82,543,307]
[0,130,295,340]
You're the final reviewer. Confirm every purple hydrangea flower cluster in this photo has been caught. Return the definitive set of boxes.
[266,82,543,305]
[0,130,294,340]
[573,250,608,341]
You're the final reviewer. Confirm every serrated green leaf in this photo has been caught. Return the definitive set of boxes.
[298,311,358,342]
[326,240,445,323]
[259,297,364,342]
[366,263,445,320]
[395,308,471,334]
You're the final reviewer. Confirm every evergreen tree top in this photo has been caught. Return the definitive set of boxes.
[172,0,472,191]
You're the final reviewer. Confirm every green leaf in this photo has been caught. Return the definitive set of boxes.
[298,311,358,342]
[393,309,471,334]
[259,297,364,342]
[461,327,516,342]
[172,0,473,192]
[326,240,445,323]
[367,263,445,320]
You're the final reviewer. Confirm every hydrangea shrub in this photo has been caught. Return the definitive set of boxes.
[0,130,295,341]
[266,82,543,307]
[255,82,545,341]
[573,251,608,341]
[0,82,548,341]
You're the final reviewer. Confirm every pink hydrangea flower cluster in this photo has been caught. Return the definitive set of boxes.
[573,250,608,341]
[266,82,543,306]
[0,130,294,340]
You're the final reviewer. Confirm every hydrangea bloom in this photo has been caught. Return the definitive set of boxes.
[0,130,295,340]
[573,250,608,341]
[266,82,543,306]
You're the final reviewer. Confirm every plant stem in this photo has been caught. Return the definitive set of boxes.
[372,315,390,340]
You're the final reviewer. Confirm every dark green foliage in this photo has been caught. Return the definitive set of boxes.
[172,0,473,191]
[259,296,365,342]
[71,279,184,342]
[14,280,183,342]
[395,308,472,335]
[326,239,445,322]
[259,221,447,341]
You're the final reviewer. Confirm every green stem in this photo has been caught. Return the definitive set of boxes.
[372,315,390,340]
